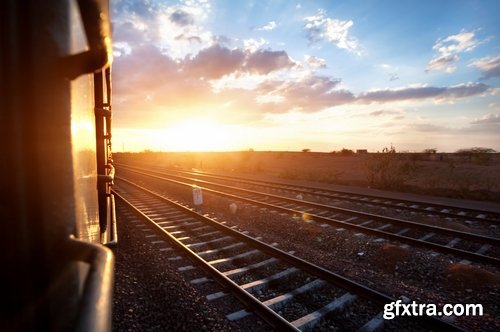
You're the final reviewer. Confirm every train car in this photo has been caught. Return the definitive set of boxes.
[1,0,116,330]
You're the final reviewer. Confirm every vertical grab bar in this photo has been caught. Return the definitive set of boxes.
[68,237,114,332]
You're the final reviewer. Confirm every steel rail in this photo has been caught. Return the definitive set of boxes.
[118,169,500,266]
[122,163,499,224]
[113,188,299,331]
[177,167,500,221]
[119,167,500,247]
[113,178,463,331]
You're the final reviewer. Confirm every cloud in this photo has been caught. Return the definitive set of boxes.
[408,123,443,132]
[244,50,295,74]
[187,44,246,79]
[434,31,478,55]
[426,30,484,73]
[255,75,355,112]
[243,38,268,52]
[464,113,500,136]
[426,54,459,73]
[112,44,207,111]
[169,9,195,27]
[111,1,494,128]
[304,55,327,70]
[112,41,300,124]
[114,22,148,46]
[112,45,196,125]
[385,118,500,148]
[112,0,213,59]
[303,10,360,54]
[257,21,278,31]
[443,82,490,98]
[358,82,490,103]
[368,110,403,117]
[113,41,493,126]
[469,55,500,80]
[405,118,499,137]
[471,113,500,124]
[113,41,132,57]
[174,34,203,43]
[186,45,295,79]
[112,0,153,18]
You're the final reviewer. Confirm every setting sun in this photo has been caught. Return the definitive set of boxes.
[163,118,232,152]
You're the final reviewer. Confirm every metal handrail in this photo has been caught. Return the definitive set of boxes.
[68,237,114,332]
[105,194,118,247]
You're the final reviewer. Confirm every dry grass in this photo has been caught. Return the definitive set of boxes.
[371,243,412,273]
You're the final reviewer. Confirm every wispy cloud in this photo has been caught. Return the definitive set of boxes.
[368,110,404,117]
[471,113,500,124]
[407,123,444,133]
[304,55,327,70]
[469,55,500,80]
[402,118,500,138]
[465,113,500,136]
[358,82,490,103]
[303,9,360,54]
[426,30,483,73]
[434,31,478,55]
[426,54,460,73]
[257,21,278,31]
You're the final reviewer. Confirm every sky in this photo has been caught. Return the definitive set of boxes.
[109,0,500,152]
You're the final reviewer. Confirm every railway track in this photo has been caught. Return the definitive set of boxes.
[117,165,500,266]
[113,177,462,331]
[129,163,500,226]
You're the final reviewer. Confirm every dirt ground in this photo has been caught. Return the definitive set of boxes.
[115,151,500,203]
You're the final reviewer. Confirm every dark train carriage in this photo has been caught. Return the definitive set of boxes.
[1,0,115,330]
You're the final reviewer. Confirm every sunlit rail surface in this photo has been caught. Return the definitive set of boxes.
[133,164,500,224]
[113,178,463,331]
[117,164,500,267]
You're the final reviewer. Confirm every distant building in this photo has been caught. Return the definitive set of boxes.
[356,149,368,154]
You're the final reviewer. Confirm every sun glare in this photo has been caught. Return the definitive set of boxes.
[164,118,232,151]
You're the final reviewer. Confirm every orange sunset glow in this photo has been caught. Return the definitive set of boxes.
[111,0,500,153]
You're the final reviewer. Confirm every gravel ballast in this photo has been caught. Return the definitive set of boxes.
[111,202,241,332]
[113,169,500,331]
